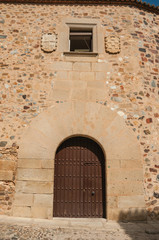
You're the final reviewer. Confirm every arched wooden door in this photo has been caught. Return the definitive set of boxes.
[53,136,106,218]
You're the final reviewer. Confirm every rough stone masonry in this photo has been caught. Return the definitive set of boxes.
[0,0,159,221]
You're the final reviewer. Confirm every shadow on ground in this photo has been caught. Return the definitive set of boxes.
[0,211,159,240]
[117,209,159,240]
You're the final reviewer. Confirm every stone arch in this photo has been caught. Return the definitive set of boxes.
[13,101,145,220]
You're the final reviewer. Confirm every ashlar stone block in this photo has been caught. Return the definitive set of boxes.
[31,206,52,219]
[16,181,53,194]
[80,72,94,81]
[49,89,70,100]
[18,159,41,169]
[73,62,91,71]
[33,194,53,207]
[41,160,54,169]
[17,169,54,181]
[107,169,143,182]
[13,206,31,218]
[14,193,33,206]
[107,181,144,196]
[118,195,145,208]
[69,71,80,81]
[92,62,110,72]
[56,71,68,81]
[50,62,72,71]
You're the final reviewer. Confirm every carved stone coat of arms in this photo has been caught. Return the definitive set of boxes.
[41,33,57,52]
[105,35,120,54]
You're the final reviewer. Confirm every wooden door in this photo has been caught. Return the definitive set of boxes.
[53,136,106,218]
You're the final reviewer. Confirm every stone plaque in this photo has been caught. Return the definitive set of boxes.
[41,32,57,52]
[105,35,120,54]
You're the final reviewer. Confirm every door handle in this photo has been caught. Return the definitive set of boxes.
[92,191,95,196]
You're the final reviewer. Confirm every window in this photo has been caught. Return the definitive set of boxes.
[59,19,103,55]
[69,28,92,52]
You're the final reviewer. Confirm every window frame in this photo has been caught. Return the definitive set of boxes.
[66,23,97,55]
[58,19,103,56]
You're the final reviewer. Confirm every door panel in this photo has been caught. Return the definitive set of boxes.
[53,136,105,218]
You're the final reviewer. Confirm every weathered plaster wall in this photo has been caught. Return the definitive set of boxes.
[0,3,159,220]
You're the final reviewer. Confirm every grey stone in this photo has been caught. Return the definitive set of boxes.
[0,141,7,147]
[151,80,156,87]
[10,136,15,140]
[111,97,123,102]
[0,19,5,24]
[10,50,18,55]
[139,48,146,52]
[146,106,152,111]
[154,192,159,199]
[145,158,150,163]
[0,35,7,39]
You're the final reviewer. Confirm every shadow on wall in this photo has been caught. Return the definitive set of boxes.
[117,209,159,240]
[117,208,159,221]
[118,208,147,222]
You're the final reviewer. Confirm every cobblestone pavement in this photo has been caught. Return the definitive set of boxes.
[0,216,159,240]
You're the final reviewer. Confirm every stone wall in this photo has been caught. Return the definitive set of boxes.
[0,3,159,220]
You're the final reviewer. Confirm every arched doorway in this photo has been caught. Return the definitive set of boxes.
[53,136,106,218]
[15,101,144,220]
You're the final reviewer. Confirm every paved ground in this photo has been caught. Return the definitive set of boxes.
[0,215,159,240]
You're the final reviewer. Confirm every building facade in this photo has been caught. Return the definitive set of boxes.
[0,0,159,221]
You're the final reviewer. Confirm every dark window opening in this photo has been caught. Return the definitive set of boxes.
[70,28,92,52]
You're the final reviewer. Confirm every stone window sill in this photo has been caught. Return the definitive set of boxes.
[63,52,98,57]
